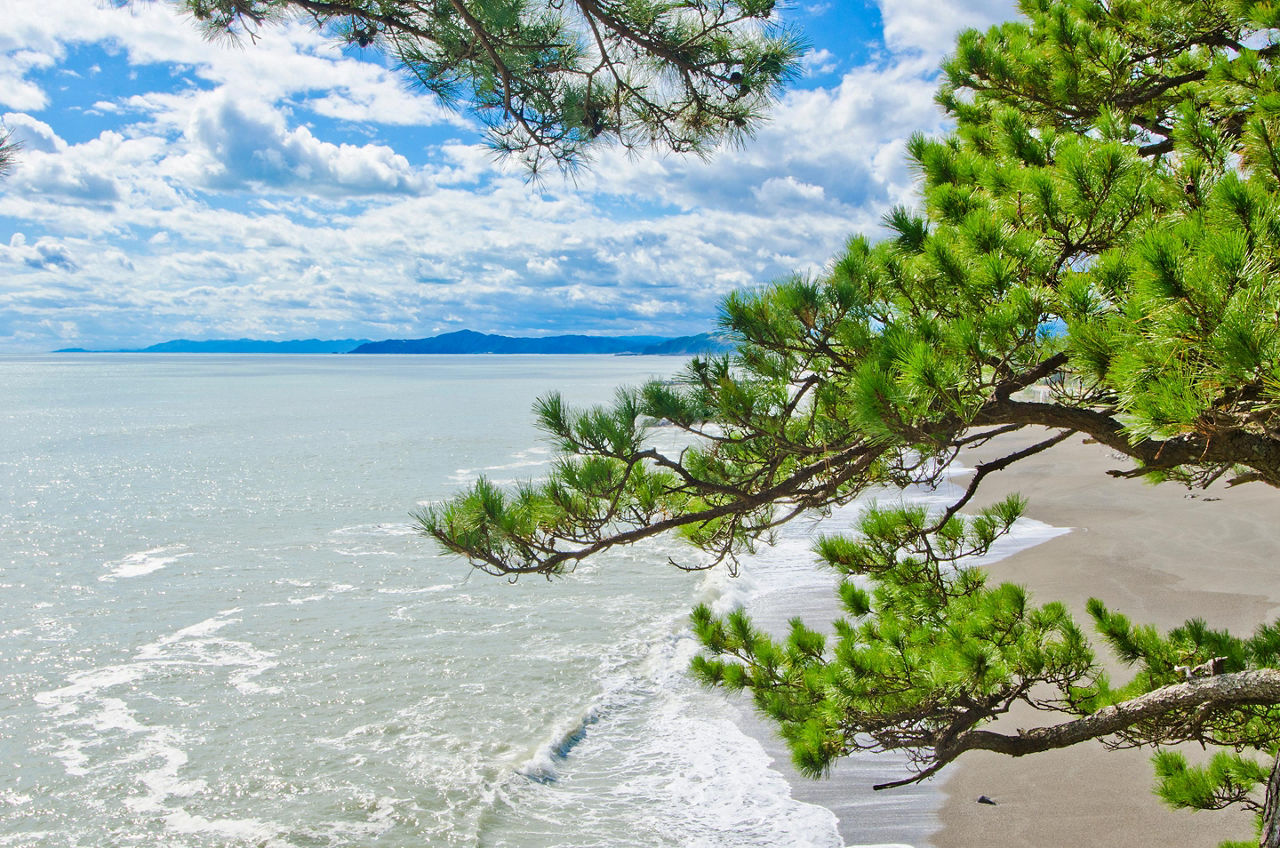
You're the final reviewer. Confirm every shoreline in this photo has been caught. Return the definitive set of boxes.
[727,496,945,847]
[732,428,1280,847]
[735,705,938,848]
[935,429,1280,848]
[729,473,1059,847]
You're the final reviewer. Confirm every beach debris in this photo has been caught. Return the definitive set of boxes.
[977,795,998,806]
[1174,657,1228,682]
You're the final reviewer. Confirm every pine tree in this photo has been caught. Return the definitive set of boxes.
[0,129,19,179]
[177,0,802,172]
[419,1,1280,844]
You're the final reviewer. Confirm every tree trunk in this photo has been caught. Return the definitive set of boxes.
[1261,750,1280,848]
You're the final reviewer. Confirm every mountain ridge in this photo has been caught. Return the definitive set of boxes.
[54,331,732,356]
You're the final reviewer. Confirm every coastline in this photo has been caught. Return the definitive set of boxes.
[935,428,1280,848]
[731,427,1280,847]
[725,496,945,847]
[735,705,938,848]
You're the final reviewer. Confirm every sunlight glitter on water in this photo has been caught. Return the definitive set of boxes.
[1,355,858,848]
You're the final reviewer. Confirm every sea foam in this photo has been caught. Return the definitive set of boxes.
[100,545,192,580]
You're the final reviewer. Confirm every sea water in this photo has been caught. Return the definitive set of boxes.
[0,355,1062,848]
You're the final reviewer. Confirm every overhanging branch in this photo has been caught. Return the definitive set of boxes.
[977,399,1280,487]
[915,670,1280,780]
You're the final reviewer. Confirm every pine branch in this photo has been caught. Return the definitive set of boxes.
[932,669,1280,773]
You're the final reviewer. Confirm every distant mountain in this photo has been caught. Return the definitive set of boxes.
[53,331,734,356]
[633,333,733,356]
[350,330,729,355]
[55,338,370,354]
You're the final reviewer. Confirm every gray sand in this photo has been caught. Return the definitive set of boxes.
[737,428,1280,847]
[936,429,1280,848]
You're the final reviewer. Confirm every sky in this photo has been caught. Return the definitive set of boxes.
[0,0,1019,352]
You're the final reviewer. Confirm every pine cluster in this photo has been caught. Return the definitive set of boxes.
[417,0,1280,841]
[179,0,802,171]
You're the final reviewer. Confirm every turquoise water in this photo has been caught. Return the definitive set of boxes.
[0,355,850,848]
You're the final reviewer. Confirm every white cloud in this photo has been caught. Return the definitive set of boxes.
[3,111,65,153]
[2,233,78,270]
[574,49,947,242]
[0,0,1027,351]
[0,50,57,111]
[306,78,473,131]
[526,256,562,276]
[2,0,460,131]
[173,91,426,195]
[4,122,123,203]
[753,176,826,205]
[876,0,1020,57]
[801,48,839,77]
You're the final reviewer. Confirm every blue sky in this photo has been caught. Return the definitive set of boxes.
[0,0,1018,351]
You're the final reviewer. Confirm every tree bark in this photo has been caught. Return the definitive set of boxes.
[978,397,1280,487]
[1261,749,1280,848]
[935,669,1280,764]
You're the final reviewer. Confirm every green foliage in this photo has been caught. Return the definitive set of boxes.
[694,501,1097,778]
[415,0,1280,838]
[177,0,802,171]
[1155,749,1270,812]
[1153,750,1278,848]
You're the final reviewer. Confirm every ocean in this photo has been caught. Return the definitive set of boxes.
[0,354,1063,848]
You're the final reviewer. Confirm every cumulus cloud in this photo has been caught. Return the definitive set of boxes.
[15,159,120,202]
[3,0,461,132]
[572,48,947,255]
[753,176,826,206]
[0,50,56,111]
[176,92,425,195]
[876,0,1020,57]
[2,121,122,203]
[3,233,78,271]
[0,0,1029,351]
[305,79,473,131]
[3,112,63,153]
[801,48,839,77]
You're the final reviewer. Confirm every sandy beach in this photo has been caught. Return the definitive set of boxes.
[932,428,1280,848]
[731,425,1280,847]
